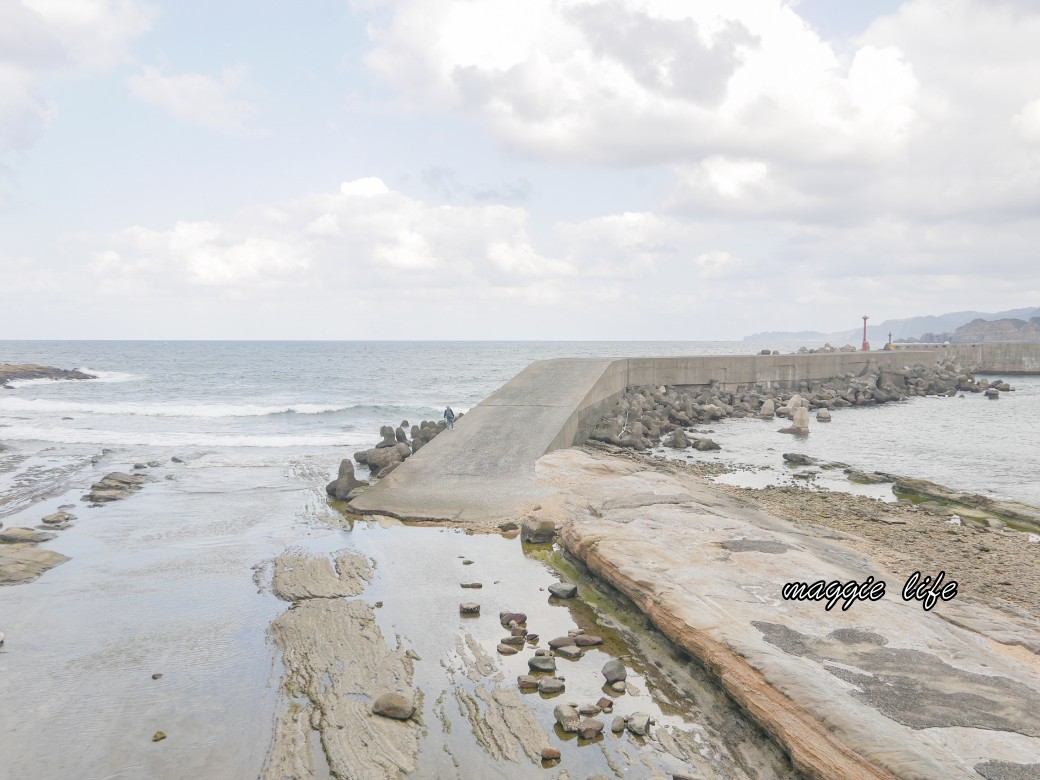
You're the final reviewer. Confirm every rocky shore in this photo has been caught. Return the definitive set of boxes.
[531,447,1040,780]
[0,363,96,387]
[589,358,1012,451]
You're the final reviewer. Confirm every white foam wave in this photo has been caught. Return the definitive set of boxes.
[76,367,144,384]
[0,398,349,418]
[0,424,365,449]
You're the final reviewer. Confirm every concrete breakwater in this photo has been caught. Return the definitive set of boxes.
[348,344,1040,523]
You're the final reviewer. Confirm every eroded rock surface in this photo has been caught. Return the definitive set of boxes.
[539,447,1040,780]
[265,551,419,780]
[0,544,69,585]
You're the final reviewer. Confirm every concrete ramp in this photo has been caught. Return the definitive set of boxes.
[348,359,613,522]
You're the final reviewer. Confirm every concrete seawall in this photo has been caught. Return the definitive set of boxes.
[349,346,1040,522]
[892,342,1040,373]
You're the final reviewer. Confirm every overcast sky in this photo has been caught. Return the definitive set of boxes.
[2,0,1038,340]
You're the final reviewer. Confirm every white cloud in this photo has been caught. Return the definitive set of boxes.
[127,65,256,135]
[0,0,151,157]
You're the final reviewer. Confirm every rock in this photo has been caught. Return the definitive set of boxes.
[0,527,56,544]
[548,581,578,599]
[528,655,557,673]
[578,719,604,739]
[0,545,70,584]
[521,515,556,544]
[611,681,626,693]
[498,521,519,532]
[540,747,561,761]
[460,581,482,589]
[758,399,776,419]
[578,704,601,716]
[782,453,816,466]
[152,731,166,742]
[518,675,540,691]
[171,456,185,463]
[375,425,397,448]
[326,459,368,499]
[526,634,539,644]
[553,704,580,732]
[83,471,148,503]
[663,429,690,449]
[596,696,613,711]
[817,409,832,422]
[459,602,480,615]
[538,678,566,694]
[555,646,583,660]
[40,511,75,526]
[611,716,626,733]
[693,437,721,451]
[574,635,603,647]
[395,426,407,443]
[462,559,474,565]
[548,636,577,648]
[779,406,810,435]
[985,388,999,399]
[151,673,162,680]
[510,627,527,637]
[627,712,651,736]
[602,659,627,684]
[500,611,527,626]
[986,518,1005,529]
[134,463,147,470]
[497,643,518,655]
[0,631,5,646]
[371,692,415,720]
[500,635,525,646]
[363,446,403,472]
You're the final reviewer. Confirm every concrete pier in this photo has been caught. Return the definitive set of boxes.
[350,347,1036,522]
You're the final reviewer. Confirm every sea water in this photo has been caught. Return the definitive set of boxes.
[0,340,1036,778]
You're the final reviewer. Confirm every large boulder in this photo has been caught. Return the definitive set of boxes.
[326,459,368,500]
[758,399,775,419]
[371,693,415,720]
[663,430,690,449]
[521,516,556,544]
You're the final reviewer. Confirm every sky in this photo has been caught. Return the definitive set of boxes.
[1,0,1039,340]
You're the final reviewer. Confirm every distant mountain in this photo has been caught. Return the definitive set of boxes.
[950,317,1040,343]
[743,306,1040,344]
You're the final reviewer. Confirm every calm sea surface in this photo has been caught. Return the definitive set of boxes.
[0,341,1036,778]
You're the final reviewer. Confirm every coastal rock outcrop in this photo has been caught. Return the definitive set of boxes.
[0,363,96,387]
[82,471,149,504]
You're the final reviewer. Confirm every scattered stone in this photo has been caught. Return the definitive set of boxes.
[693,437,721,451]
[152,731,166,742]
[501,635,525,646]
[627,712,651,736]
[602,659,627,684]
[497,643,518,655]
[540,747,561,761]
[499,611,527,626]
[596,697,613,711]
[521,515,556,544]
[782,453,816,466]
[538,678,565,694]
[0,527,56,544]
[171,456,186,463]
[555,646,583,660]
[0,545,69,584]
[83,471,148,504]
[548,582,577,599]
[498,521,519,532]
[535,648,550,656]
[574,635,603,647]
[526,634,539,644]
[371,692,415,720]
[517,675,540,691]
[817,409,832,422]
[578,704,601,716]
[528,655,557,673]
[0,631,5,647]
[40,511,75,526]
[151,673,162,680]
[459,602,480,615]
[611,716,626,733]
[985,388,999,399]
[611,681,626,693]
[553,704,580,733]
[578,719,604,739]
[548,636,577,649]
[460,582,482,589]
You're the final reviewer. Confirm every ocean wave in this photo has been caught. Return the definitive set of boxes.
[76,367,145,384]
[0,398,353,418]
[0,424,369,449]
